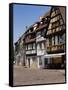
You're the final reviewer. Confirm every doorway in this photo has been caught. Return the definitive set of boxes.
[44,58,48,68]
[28,58,30,68]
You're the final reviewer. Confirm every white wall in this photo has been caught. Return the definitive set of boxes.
[37,56,45,68]
[37,42,46,56]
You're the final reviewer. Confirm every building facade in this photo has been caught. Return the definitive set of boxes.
[15,35,26,66]
[14,6,66,69]
[46,6,66,68]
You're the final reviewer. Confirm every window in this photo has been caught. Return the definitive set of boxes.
[57,15,60,19]
[54,36,55,45]
[62,34,65,43]
[58,34,65,44]
[59,36,63,44]
[51,17,56,22]
[45,58,48,64]
[51,15,60,25]
[36,31,41,38]
[56,27,59,31]
[52,23,56,28]
[63,25,65,30]
[60,19,63,25]
[49,37,52,46]
[41,29,45,36]
[44,17,49,24]
[33,43,35,49]
[29,35,31,39]
[55,36,58,45]
[42,42,44,49]
[37,43,42,50]
[46,39,49,47]
[26,45,28,50]
[52,36,54,45]
[56,21,60,26]
[28,44,32,50]
[52,21,59,28]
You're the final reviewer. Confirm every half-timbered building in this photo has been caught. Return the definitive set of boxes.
[14,6,66,69]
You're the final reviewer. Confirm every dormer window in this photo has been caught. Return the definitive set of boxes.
[34,23,38,27]
[40,16,44,21]
[45,17,48,23]
[34,27,37,30]
[40,21,43,24]
[33,23,38,30]
[29,30,31,33]
[29,27,33,32]
[45,17,48,20]
[36,31,41,38]
[40,17,49,24]
[44,16,50,24]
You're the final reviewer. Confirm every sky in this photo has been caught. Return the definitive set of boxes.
[13,4,51,43]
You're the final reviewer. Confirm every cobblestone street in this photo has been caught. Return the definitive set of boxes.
[13,65,65,86]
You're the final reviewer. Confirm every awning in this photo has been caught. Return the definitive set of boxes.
[44,53,65,58]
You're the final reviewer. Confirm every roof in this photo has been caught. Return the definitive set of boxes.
[36,11,50,31]
[58,6,66,23]
[43,10,50,18]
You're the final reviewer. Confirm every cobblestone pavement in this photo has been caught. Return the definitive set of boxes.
[13,65,66,86]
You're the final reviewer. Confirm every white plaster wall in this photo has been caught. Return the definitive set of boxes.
[37,50,45,56]
[37,42,45,56]
[37,56,45,69]
[37,57,40,68]
[41,56,46,68]
[30,57,33,67]
[26,57,29,67]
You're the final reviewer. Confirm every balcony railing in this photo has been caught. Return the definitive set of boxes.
[47,24,65,35]
[47,44,65,52]
[26,50,36,54]
[36,24,47,31]
[25,38,36,43]
[36,37,46,42]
